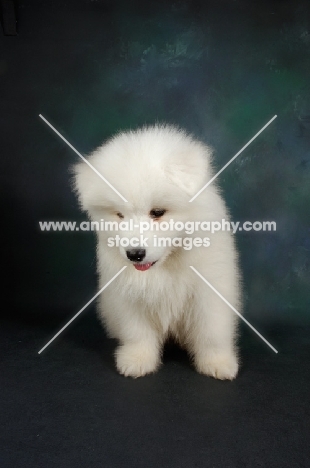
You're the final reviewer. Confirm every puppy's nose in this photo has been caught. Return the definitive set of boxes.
[126,249,146,262]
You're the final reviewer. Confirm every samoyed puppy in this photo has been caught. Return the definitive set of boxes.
[73,125,242,380]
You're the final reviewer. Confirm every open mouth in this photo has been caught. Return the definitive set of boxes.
[133,261,156,271]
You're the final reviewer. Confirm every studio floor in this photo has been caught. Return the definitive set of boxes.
[2,312,310,467]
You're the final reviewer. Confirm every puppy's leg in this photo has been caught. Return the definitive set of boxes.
[189,290,239,380]
[114,307,162,378]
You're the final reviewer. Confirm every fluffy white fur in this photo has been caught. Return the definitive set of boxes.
[73,125,242,380]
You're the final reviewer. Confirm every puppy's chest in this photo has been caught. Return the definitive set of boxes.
[118,271,193,334]
[146,291,193,337]
[132,275,191,315]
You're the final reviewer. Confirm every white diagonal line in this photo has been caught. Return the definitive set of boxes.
[189,115,277,202]
[190,266,278,353]
[39,114,128,203]
[38,266,127,354]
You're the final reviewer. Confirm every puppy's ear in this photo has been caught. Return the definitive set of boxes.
[165,143,213,196]
[71,161,98,213]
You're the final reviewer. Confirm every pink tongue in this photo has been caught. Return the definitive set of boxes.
[134,262,153,271]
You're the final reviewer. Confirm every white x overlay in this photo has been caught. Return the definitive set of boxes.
[190,267,278,353]
[38,266,127,354]
[189,115,277,202]
[39,114,128,203]
[38,114,278,355]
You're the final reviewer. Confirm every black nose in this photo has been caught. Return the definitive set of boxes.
[126,249,146,262]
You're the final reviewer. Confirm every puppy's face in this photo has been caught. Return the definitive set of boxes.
[117,209,172,270]
[73,126,213,270]
[100,202,182,271]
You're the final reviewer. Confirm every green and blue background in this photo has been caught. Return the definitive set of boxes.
[2,0,310,328]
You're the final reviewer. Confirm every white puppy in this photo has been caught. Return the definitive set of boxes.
[73,125,242,380]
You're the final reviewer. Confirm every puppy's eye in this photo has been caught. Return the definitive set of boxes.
[116,212,124,219]
[149,209,166,219]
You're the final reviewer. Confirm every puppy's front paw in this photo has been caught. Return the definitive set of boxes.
[115,343,160,378]
[195,351,239,380]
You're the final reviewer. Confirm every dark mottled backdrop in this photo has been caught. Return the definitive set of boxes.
[1,0,310,328]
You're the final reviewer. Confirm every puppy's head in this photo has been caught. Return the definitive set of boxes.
[73,125,214,270]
